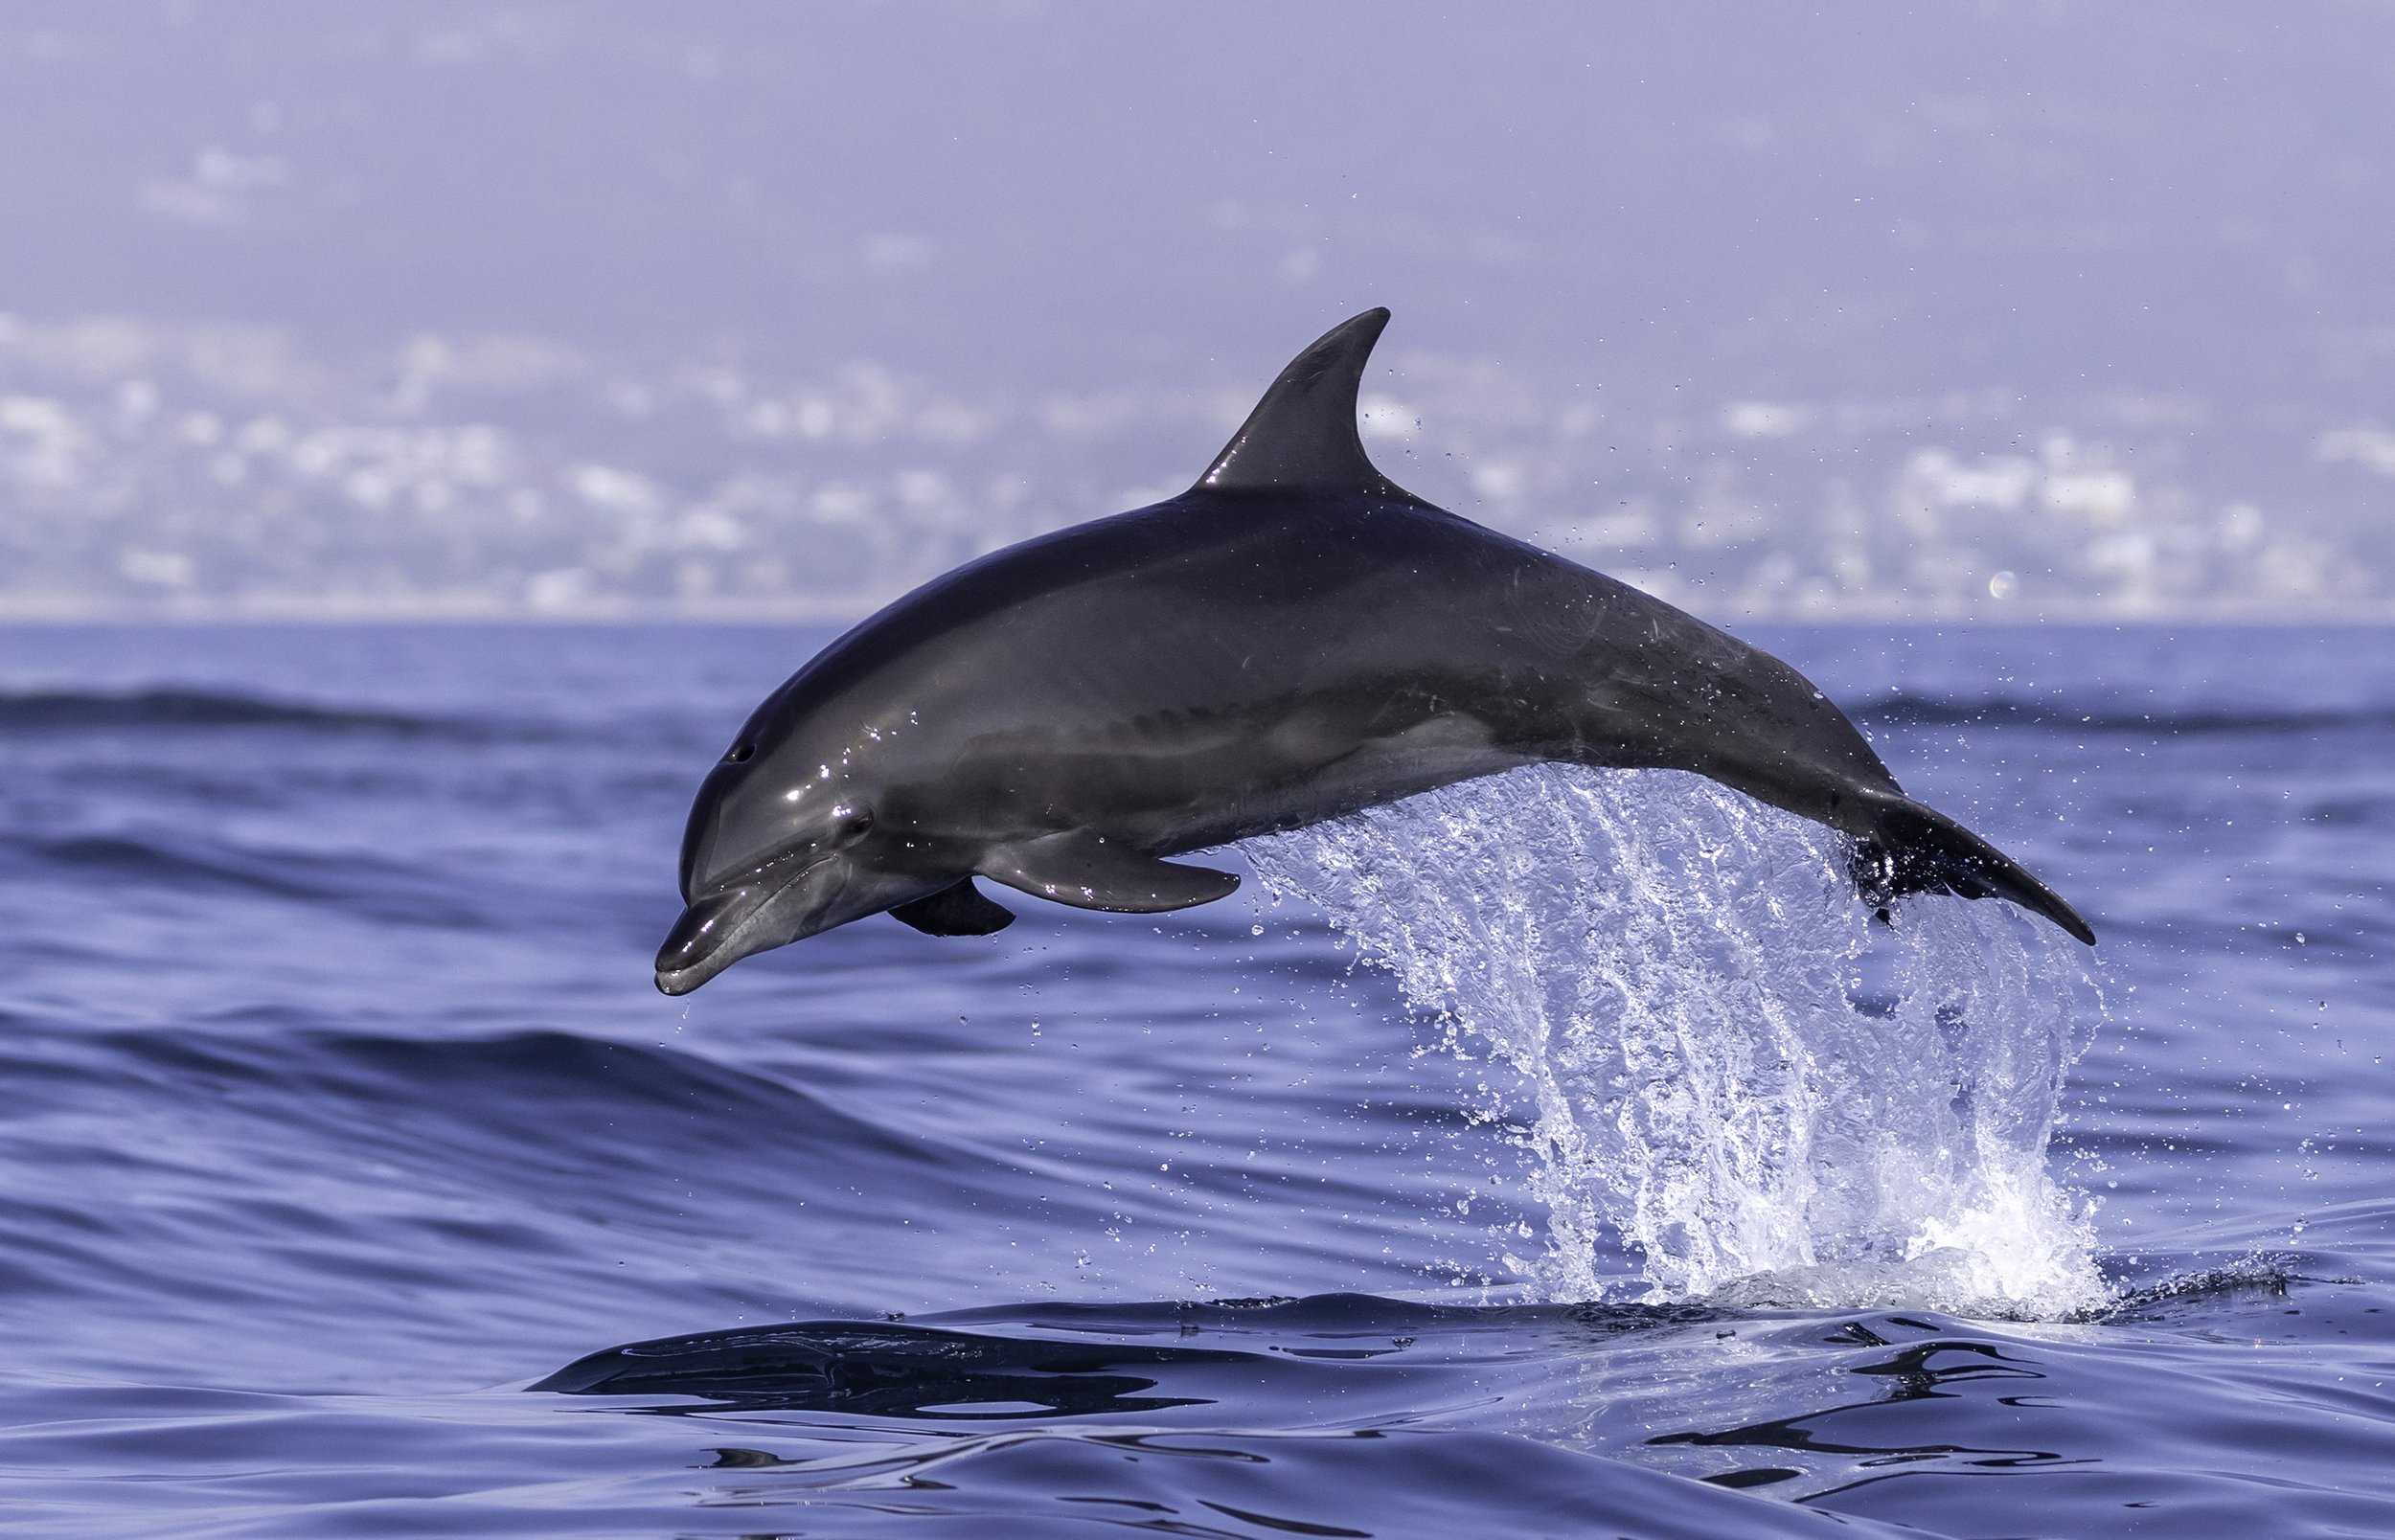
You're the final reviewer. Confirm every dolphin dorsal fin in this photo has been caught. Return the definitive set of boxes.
[1197,307,1402,495]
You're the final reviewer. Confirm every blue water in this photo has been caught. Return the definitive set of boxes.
[0,623,2388,1538]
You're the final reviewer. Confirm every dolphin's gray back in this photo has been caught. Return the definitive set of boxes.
[767,487,1900,856]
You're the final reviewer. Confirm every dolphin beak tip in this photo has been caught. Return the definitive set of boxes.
[650,857,846,996]
[654,894,742,994]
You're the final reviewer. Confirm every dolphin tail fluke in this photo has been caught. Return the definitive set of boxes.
[1851,795,2095,945]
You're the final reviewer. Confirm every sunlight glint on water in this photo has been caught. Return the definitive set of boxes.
[1245,765,2108,1319]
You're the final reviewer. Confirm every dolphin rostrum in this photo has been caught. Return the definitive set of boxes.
[656,308,2092,994]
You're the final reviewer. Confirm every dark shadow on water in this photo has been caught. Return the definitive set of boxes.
[532,1291,1725,1419]
[528,1294,1935,1539]
[532,1319,1246,1418]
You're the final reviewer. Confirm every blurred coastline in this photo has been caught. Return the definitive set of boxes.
[6,310,2388,625]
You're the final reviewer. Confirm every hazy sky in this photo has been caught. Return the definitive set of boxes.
[3,1,2390,405]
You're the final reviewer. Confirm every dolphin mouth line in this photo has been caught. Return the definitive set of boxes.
[653,855,832,996]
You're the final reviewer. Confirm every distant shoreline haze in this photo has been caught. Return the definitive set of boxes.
[0,313,2384,624]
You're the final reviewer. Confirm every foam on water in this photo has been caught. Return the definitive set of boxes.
[1245,765,2108,1319]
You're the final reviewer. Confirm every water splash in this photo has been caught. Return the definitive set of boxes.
[1244,765,2106,1319]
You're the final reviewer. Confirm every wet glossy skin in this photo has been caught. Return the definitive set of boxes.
[656,310,2090,993]
[685,495,1878,875]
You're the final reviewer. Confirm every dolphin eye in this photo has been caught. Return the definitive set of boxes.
[725,741,755,763]
[829,804,876,845]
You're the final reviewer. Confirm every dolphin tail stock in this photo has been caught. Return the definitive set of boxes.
[1849,792,2095,945]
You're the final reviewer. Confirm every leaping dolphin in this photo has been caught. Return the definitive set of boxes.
[656,308,2092,994]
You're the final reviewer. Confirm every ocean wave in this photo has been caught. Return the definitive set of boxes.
[2091,1254,2296,1324]
[924,1289,1722,1344]
[0,686,454,735]
[1856,691,2395,736]
[4,830,489,926]
[63,1027,982,1230]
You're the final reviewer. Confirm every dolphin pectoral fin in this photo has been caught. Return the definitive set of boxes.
[888,877,1017,937]
[982,830,1241,914]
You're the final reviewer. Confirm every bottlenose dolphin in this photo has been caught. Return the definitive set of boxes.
[657,308,2091,994]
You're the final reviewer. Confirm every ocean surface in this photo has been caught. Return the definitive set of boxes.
[0,623,2387,1538]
